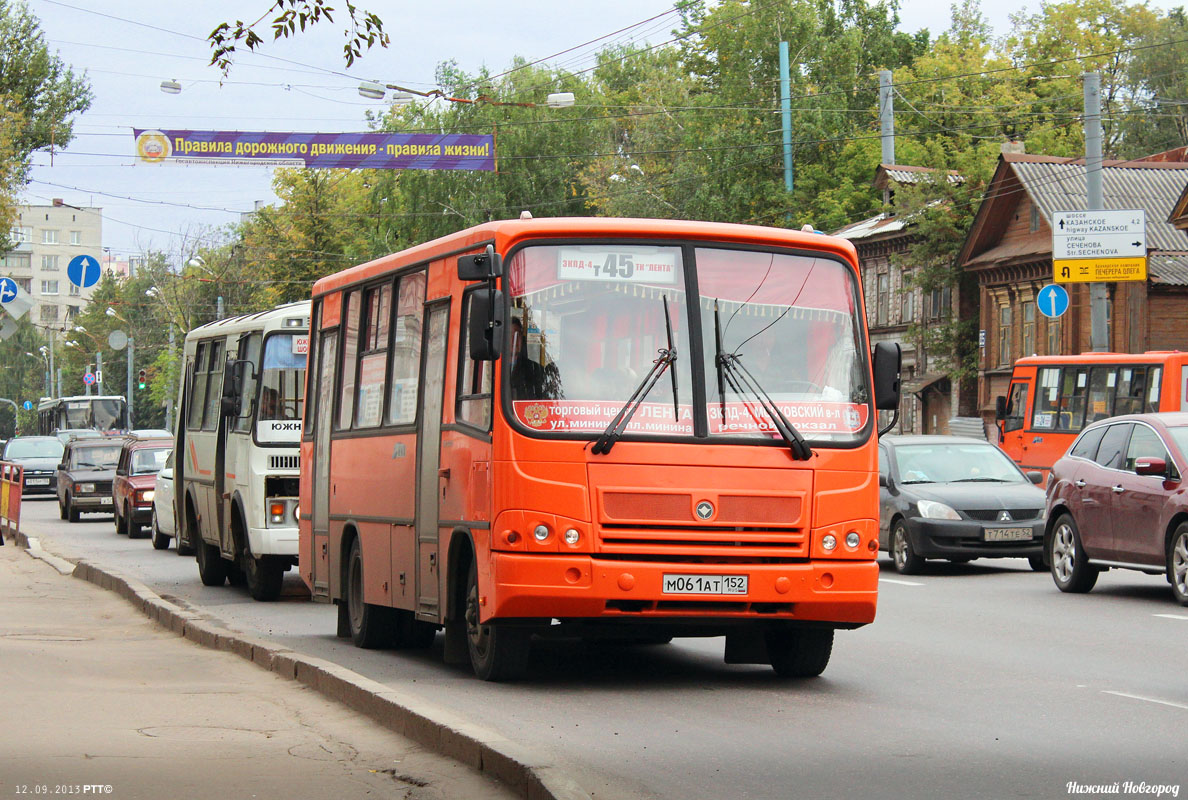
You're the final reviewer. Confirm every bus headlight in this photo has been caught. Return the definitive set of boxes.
[533,524,551,542]
[822,534,837,551]
[266,498,297,527]
[845,531,861,549]
[564,528,580,546]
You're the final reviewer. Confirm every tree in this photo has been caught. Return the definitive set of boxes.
[0,0,92,241]
[0,315,50,436]
[209,0,388,76]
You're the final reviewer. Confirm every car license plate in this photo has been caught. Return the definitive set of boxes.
[27,479,49,486]
[984,527,1032,542]
[100,497,112,505]
[662,574,748,595]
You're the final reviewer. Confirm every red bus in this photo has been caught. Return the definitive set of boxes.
[299,217,900,680]
[995,351,1188,478]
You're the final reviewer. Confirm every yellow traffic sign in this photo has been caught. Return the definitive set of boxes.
[1053,257,1147,283]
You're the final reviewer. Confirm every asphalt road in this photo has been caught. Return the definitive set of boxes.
[18,496,1188,800]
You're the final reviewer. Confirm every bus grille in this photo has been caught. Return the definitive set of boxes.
[598,525,807,559]
[269,454,299,471]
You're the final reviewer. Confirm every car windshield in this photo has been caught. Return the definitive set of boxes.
[72,445,122,469]
[505,243,870,444]
[4,438,64,460]
[258,333,307,421]
[894,442,1025,484]
[131,448,170,475]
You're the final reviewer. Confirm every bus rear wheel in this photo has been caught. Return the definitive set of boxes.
[766,627,834,678]
[245,554,285,602]
[346,537,392,648]
[196,536,228,586]
[464,561,529,681]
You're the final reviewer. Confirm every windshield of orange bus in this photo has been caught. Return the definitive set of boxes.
[505,243,870,444]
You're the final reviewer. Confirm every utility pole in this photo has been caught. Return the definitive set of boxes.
[165,324,174,432]
[1084,72,1108,352]
[779,42,793,198]
[879,70,895,166]
[126,337,134,429]
[47,333,55,397]
[95,351,103,396]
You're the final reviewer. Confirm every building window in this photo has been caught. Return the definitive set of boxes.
[39,304,58,321]
[66,305,78,320]
[997,305,1012,367]
[1030,204,1040,233]
[1046,317,1061,355]
[42,229,58,244]
[10,226,31,243]
[2,252,30,269]
[1021,300,1035,356]
[41,255,59,271]
[876,272,889,326]
[900,282,914,325]
[69,283,80,296]
[13,278,30,292]
[69,230,82,245]
[41,280,59,295]
[928,286,951,320]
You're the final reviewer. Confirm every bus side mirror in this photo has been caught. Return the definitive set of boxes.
[995,395,1008,421]
[468,288,506,361]
[872,341,901,410]
[458,244,502,281]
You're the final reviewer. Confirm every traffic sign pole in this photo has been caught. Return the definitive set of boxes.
[1084,72,1108,352]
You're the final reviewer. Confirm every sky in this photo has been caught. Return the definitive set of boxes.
[22,0,1187,263]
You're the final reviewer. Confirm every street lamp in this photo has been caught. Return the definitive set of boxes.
[160,79,182,94]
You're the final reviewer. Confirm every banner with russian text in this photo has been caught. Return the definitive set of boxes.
[133,129,495,171]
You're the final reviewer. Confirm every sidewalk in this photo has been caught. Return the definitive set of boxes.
[0,540,518,800]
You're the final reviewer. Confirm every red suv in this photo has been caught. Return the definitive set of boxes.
[1044,412,1188,605]
[112,438,172,539]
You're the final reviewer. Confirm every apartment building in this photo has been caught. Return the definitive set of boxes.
[4,200,104,333]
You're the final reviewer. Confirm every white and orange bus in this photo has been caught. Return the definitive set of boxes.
[299,217,900,680]
[995,351,1188,478]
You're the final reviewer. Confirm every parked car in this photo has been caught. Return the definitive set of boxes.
[150,449,177,551]
[1,436,65,496]
[131,429,173,439]
[112,437,172,538]
[54,429,104,445]
[1044,412,1188,606]
[57,439,122,521]
[879,435,1047,574]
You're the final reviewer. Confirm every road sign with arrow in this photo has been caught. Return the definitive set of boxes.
[1052,209,1147,283]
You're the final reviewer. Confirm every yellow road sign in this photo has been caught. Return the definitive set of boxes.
[1053,257,1147,283]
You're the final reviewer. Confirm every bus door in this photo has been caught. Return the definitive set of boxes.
[1000,379,1030,464]
[414,302,450,621]
[212,347,232,555]
[175,360,193,550]
[309,328,337,599]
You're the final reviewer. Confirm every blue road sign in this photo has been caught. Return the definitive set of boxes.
[0,276,17,304]
[67,254,102,289]
[83,372,95,385]
[22,400,32,410]
[1038,284,1070,318]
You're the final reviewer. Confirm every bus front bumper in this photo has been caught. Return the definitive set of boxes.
[487,553,878,625]
[248,526,299,559]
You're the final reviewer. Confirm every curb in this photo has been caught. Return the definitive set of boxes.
[6,531,591,800]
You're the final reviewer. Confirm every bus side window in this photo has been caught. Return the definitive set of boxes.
[202,340,225,431]
[338,290,360,430]
[354,282,391,429]
[187,343,208,430]
[1146,366,1162,413]
[1031,367,1060,430]
[1003,382,1028,432]
[1085,366,1116,424]
[387,272,426,426]
[458,290,494,429]
[1056,367,1089,432]
[235,333,262,432]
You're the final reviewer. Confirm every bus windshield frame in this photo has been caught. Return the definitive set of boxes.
[253,330,307,446]
[501,239,873,449]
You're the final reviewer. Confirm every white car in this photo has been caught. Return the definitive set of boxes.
[151,450,176,551]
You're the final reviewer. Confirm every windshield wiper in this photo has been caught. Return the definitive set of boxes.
[713,304,811,461]
[592,297,678,456]
[951,477,1011,483]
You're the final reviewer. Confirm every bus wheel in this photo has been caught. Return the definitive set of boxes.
[766,628,833,678]
[196,537,228,586]
[464,561,529,681]
[347,537,392,648]
[246,555,284,602]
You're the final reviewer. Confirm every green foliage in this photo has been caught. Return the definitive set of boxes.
[0,315,50,436]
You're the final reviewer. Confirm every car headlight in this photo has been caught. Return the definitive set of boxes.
[917,499,961,520]
[79,483,95,494]
[138,490,155,502]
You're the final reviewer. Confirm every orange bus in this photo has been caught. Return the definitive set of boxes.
[995,351,1188,478]
[299,217,901,681]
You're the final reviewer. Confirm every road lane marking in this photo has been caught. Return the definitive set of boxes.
[879,578,924,586]
[1153,613,1188,620]
[1102,691,1188,711]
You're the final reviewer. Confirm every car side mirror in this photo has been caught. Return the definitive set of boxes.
[995,395,1008,421]
[1135,457,1167,476]
[1027,471,1044,485]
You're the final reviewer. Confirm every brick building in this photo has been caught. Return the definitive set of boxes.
[958,152,1188,429]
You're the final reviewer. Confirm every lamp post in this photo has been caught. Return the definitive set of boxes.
[26,350,49,396]
[106,307,134,429]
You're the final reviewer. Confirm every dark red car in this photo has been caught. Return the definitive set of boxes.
[112,437,172,539]
[1044,412,1188,605]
